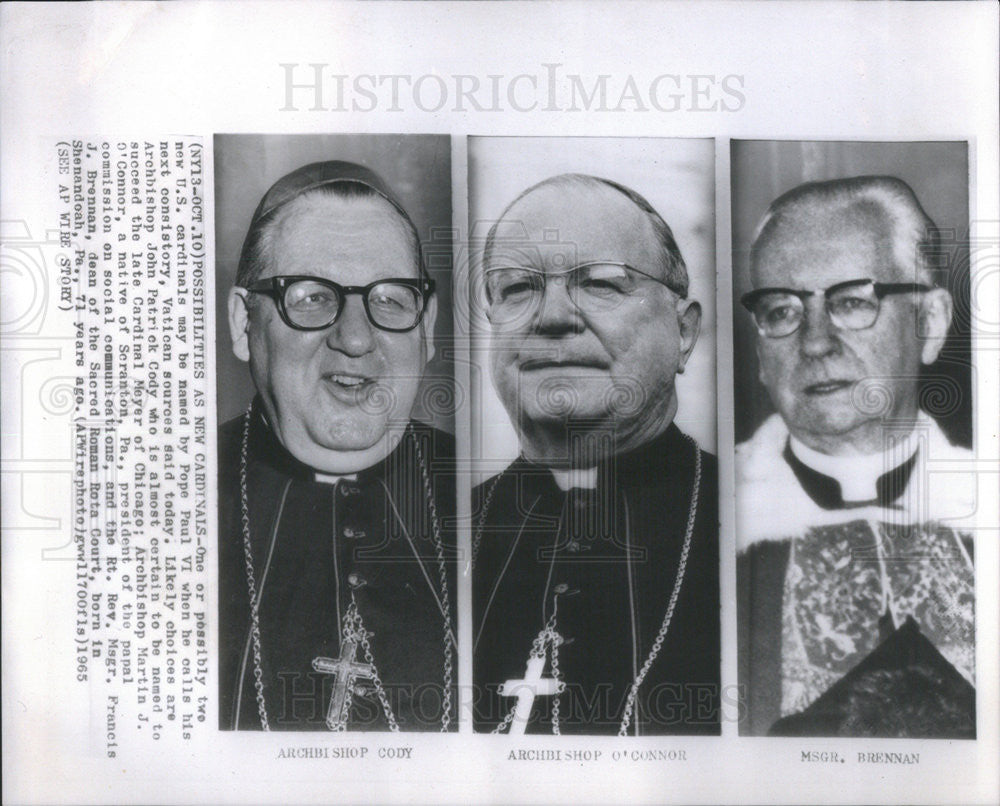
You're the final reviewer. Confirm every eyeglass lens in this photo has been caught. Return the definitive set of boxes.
[486,263,648,321]
[753,282,881,336]
[283,278,422,330]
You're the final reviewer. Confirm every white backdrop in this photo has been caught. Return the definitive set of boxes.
[2,2,998,805]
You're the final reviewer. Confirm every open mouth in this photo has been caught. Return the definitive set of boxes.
[328,373,371,387]
[323,373,376,394]
[803,380,853,395]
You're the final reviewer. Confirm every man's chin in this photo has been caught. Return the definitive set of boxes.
[308,387,405,442]
[517,398,606,421]
[787,407,886,448]
[311,418,393,453]
[514,377,615,420]
[271,408,392,455]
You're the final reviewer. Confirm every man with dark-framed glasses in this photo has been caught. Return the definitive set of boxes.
[735,175,976,738]
[218,161,456,732]
[473,173,720,736]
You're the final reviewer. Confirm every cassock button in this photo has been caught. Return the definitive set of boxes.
[343,526,366,539]
[340,483,361,498]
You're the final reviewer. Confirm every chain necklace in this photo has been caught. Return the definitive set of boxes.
[617,439,701,736]
[479,434,702,736]
[471,467,505,565]
[314,594,400,732]
[240,406,453,732]
[493,596,567,735]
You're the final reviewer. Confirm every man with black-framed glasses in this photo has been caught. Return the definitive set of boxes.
[735,175,976,738]
[472,174,720,736]
[218,160,456,733]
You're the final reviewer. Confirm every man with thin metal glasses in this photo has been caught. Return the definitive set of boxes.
[218,161,456,732]
[473,174,719,736]
[735,175,975,738]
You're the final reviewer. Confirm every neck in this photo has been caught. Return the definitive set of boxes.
[549,466,598,490]
[294,432,405,474]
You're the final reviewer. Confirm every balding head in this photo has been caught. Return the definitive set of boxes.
[485,173,690,297]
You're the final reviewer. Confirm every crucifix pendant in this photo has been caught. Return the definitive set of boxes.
[498,654,561,736]
[312,638,375,731]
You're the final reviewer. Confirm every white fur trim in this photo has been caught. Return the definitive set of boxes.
[736,413,976,549]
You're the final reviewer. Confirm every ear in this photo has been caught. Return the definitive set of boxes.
[421,292,438,363]
[676,298,702,373]
[228,287,252,363]
[918,287,953,365]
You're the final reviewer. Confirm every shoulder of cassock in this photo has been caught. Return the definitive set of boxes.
[734,412,977,551]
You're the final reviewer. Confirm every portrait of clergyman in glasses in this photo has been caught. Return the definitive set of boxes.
[470,150,720,737]
[214,138,457,733]
[733,142,976,739]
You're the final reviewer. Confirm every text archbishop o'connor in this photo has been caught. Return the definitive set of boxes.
[279,63,746,113]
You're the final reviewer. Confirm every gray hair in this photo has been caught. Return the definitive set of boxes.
[750,175,940,285]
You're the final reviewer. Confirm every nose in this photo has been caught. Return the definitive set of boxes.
[533,277,583,335]
[798,295,840,358]
[325,294,376,356]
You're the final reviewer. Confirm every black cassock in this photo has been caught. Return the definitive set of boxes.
[219,399,457,731]
[472,424,720,735]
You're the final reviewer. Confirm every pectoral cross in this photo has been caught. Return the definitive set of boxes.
[498,654,561,736]
[312,639,375,731]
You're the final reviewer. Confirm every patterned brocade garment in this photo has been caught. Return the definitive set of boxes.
[779,519,975,717]
[735,413,977,736]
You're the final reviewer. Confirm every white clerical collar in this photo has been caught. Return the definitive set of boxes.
[788,429,920,502]
[549,466,598,491]
[313,471,358,486]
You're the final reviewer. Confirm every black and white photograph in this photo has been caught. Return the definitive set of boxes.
[214,134,458,731]
[732,140,976,738]
[468,137,719,735]
[2,2,998,804]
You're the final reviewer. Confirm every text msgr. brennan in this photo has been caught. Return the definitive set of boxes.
[858,751,920,765]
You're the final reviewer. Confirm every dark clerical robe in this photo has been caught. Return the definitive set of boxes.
[472,424,720,735]
[736,413,975,737]
[219,400,457,731]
